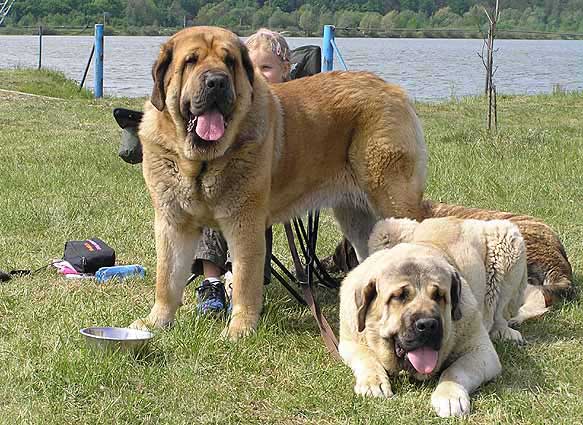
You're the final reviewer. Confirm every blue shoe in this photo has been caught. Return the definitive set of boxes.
[195,278,227,314]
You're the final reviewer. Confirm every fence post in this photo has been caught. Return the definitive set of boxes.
[322,25,334,72]
[94,23,104,98]
[38,25,43,69]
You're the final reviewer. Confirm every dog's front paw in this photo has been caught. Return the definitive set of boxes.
[431,382,471,417]
[221,313,258,341]
[129,318,152,331]
[130,306,174,330]
[354,371,393,398]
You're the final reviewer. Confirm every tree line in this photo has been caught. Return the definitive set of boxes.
[3,0,583,36]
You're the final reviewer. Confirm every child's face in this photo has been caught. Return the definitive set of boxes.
[248,48,289,84]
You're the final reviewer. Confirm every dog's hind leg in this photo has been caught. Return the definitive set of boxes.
[364,168,425,225]
[333,200,378,262]
[131,213,200,330]
[509,284,551,327]
[350,125,426,224]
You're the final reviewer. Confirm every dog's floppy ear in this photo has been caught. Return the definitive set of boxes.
[355,279,377,332]
[450,271,462,321]
[150,41,173,111]
[239,44,255,87]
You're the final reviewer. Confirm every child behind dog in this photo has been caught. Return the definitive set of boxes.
[191,29,292,314]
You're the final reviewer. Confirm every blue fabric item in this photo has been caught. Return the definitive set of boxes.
[95,265,145,283]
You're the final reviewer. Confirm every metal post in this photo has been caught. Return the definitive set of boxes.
[94,23,104,98]
[38,25,42,69]
[322,25,334,72]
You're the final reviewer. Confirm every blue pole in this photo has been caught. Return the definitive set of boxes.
[94,24,104,98]
[322,25,334,72]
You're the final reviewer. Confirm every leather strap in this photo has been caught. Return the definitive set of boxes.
[284,222,341,361]
[301,282,341,361]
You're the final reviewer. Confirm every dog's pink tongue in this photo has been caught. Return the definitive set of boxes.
[195,110,225,141]
[407,347,438,374]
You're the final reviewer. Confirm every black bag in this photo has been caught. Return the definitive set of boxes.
[114,108,144,164]
[63,238,116,274]
[119,127,143,164]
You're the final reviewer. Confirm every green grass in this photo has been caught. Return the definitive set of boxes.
[0,69,582,424]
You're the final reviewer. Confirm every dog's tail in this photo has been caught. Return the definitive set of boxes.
[539,276,577,304]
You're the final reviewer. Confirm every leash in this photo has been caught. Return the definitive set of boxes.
[300,281,341,361]
[0,260,57,282]
[284,221,341,361]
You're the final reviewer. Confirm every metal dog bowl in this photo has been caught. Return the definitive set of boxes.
[80,326,154,353]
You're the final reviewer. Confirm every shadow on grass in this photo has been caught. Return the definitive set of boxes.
[133,343,168,367]
[524,306,583,342]
[82,342,169,367]
[263,281,341,336]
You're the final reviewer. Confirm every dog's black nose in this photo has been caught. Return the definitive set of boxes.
[206,73,228,91]
[415,318,439,333]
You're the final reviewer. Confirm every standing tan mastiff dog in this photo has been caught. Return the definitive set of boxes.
[131,27,427,340]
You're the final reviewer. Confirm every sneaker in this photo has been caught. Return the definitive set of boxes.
[195,278,227,314]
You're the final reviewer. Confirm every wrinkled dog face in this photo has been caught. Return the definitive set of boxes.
[356,246,462,378]
[150,27,255,157]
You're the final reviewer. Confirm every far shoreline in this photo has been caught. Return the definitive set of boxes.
[1,26,582,41]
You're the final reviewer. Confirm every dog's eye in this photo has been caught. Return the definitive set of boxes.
[185,54,198,65]
[225,55,236,70]
[431,290,444,302]
[391,289,408,303]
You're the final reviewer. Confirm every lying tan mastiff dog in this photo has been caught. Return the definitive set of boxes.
[339,217,528,417]
[370,217,529,337]
[131,27,427,339]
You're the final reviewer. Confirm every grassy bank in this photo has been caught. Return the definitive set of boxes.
[0,69,582,424]
[0,69,94,99]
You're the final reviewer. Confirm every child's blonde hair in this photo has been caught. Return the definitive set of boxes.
[245,28,291,65]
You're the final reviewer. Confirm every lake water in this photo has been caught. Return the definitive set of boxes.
[1,35,582,101]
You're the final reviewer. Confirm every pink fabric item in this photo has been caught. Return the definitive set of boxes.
[52,260,79,275]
